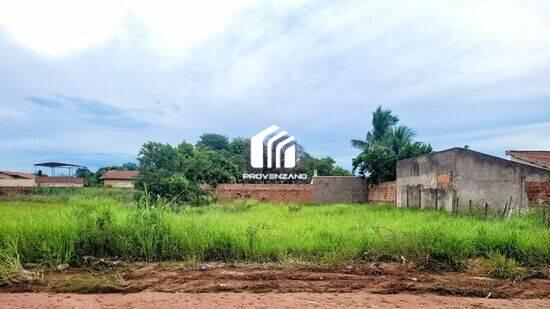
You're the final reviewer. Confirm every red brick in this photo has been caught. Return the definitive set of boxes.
[368,181,396,203]
[437,171,453,189]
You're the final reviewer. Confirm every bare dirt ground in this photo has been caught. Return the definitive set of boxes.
[2,292,549,309]
[1,262,549,308]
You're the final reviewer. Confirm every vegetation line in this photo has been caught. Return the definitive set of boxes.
[1,189,548,282]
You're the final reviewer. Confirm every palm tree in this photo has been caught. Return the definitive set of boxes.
[388,125,416,154]
[351,106,430,181]
[351,105,399,150]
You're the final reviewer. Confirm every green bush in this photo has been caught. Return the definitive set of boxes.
[486,252,519,279]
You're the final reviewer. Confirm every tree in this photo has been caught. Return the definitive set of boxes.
[121,162,138,170]
[179,148,241,186]
[299,155,352,177]
[134,140,241,204]
[134,142,207,204]
[137,142,179,171]
[351,106,399,149]
[75,167,96,186]
[228,137,248,156]
[196,133,230,151]
[352,106,431,182]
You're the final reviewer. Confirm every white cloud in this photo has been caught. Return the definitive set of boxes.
[0,0,257,58]
[427,122,550,155]
[126,0,254,60]
[0,0,124,56]
[0,0,549,170]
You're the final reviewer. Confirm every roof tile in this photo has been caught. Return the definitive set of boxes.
[100,170,139,180]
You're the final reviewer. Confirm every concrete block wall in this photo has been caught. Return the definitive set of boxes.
[396,148,550,213]
[396,149,458,211]
[454,149,550,213]
[311,176,368,203]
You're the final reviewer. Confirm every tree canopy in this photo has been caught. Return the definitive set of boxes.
[352,106,432,183]
[196,133,230,151]
[134,133,351,203]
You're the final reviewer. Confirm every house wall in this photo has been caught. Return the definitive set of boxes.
[454,149,550,213]
[0,179,36,187]
[103,179,135,189]
[396,148,550,214]
[396,149,458,211]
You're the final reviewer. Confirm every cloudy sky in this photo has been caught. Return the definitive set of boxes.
[1,0,549,172]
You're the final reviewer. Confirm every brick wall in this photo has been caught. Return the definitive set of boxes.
[36,177,85,184]
[367,181,396,203]
[36,177,85,188]
[209,177,369,204]
[525,181,550,205]
[211,184,314,203]
[437,171,453,188]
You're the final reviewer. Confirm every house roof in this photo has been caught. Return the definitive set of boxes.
[100,170,139,180]
[506,150,550,169]
[0,171,35,179]
[34,162,84,168]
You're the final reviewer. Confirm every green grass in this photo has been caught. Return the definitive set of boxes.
[0,188,549,277]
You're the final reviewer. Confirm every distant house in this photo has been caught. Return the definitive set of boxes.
[506,150,550,171]
[100,170,138,188]
[0,171,36,187]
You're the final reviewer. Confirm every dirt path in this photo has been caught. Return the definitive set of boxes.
[1,262,549,308]
[1,292,549,308]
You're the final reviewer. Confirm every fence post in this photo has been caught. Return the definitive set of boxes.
[484,203,489,220]
[507,196,513,217]
[469,200,472,214]
[435,190,438,211]
[452,197,455,214]
[544,204,548,226]
[455,197,459,214]
[502,202,508,218]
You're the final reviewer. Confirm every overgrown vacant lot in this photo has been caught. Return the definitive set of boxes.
[0,188,549,283]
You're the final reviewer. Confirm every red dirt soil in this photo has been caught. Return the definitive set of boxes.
[1,292,549,309]
[1,262,549,308]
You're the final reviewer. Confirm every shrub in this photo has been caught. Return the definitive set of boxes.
[486,252,519,279]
